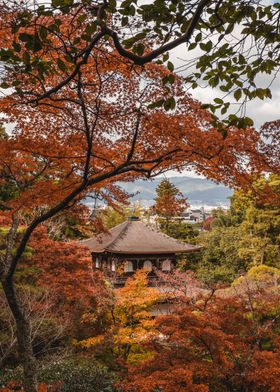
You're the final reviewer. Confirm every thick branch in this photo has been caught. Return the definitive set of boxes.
[103,0,209,65]
[29,0,209,103]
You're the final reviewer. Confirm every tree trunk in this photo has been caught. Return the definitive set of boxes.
[2,278,37,392]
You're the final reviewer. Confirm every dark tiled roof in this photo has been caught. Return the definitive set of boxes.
[81,220,201,254]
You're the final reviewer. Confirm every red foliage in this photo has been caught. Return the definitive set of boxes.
[120,284,280,392]
[203,216,214,231]
[27,227,112,333]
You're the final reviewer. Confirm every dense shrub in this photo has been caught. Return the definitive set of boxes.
[0,358,118,392]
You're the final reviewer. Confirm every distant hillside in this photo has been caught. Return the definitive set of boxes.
[84,176,233,209]
[118,176,232,208]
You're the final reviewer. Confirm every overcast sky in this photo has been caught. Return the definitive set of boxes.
[165,34,280,178]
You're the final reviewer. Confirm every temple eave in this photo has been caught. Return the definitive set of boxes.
[92,248,201,254]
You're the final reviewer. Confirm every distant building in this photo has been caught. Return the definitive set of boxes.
[81,216,200,286]
[181,207,207,223]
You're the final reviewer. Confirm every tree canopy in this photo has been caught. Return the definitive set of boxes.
[154,178,188,219]
[0,0,279,124]
[195,176,280,284]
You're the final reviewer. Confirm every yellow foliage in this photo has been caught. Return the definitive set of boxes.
[233,265,280,287]
[73,270,161,364]
[73,335,104,348]
[247,265,280,280]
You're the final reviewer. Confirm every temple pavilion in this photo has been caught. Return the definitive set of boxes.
[82,216,200,286]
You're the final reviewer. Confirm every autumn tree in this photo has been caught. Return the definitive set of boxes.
[0,10,278,391]
[120,269,280,392]
[154,269,204,306]
[154,179,188,219]
[153,179,200,261]
[0,226,110,373]
[28,228,109,332]
[1,0,280,125]
[202,216,214,231]
[74,270,160,366]
[154,178,188,233]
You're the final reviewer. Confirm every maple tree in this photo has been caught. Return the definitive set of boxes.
[0,226,114,392]
[112,270,160,364]
[153,179,201,271]
[0,0,280,124]
[0,225,109,364]
[120,268,280,392]
[202,216,214,231]
[29,228,109,328]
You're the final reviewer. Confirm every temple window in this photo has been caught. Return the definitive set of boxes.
[162,259,171,272]
[143,260,153,271]
[95,257,100,268]
[124,260,133,273]
[112,259,116,272]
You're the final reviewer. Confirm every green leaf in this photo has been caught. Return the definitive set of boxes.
[188,42,197,51]
[221,106,227,115]
[220,85,229,92]
[19,33,32,42]
[195,32,202,42]
[164,97,176,111]
[234,89,242,101]
[52,0,66,7]
[39,26,48,41]
[122,16,129,26]
[77,14,87,25]
[135,43,145,56]
[148,99,164,109]
[134,32,146,41]
[57,58,66,72]
[0,82,10,89]
[181,20,190,33]
[205,41,213,52]
[12,42,21,52]
[169,74,175,84]
[167,61,174,72]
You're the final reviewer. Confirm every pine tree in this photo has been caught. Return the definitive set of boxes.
[154,179,188,233]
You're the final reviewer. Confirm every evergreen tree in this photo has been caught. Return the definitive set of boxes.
[154,179,188,233]
[198,176,280,283]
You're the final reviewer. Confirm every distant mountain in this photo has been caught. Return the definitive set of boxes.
[118,176,232,209]
[84,176,233,210]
